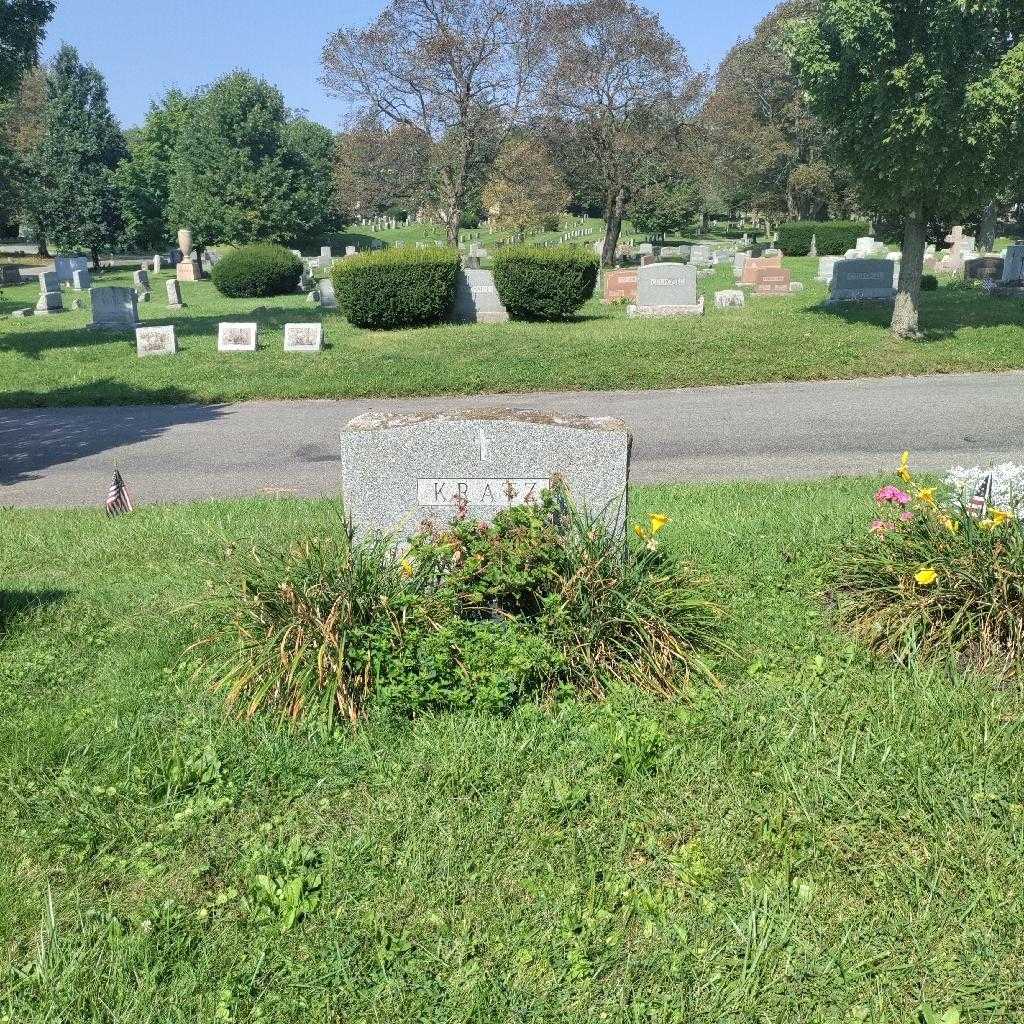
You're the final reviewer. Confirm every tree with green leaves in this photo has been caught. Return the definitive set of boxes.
[482,136,570,234]
[790,1,1024,337]
[629,174,698,242]
[115,90,193,252]
[22,45,127,265]
[281,116,345,248]
[0,0,54,97]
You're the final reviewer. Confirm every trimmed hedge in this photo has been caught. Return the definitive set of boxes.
[332,248,460,329]
[211,244,303,298]
[777,220,871,257]
[491,245,598,320]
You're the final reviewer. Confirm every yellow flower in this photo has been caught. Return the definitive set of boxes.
[978,519,997,532]
[400,557,415,577]
[633,524,648,540]
[914,568,938,586]
[897,451,912,483]
[991,508,1011,526]
[649,514,670,535]
[940,515,960,535]
[915,487,936,507]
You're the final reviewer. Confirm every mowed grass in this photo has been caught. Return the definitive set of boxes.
[2,480,1023,1022]
[1,258,1023,409]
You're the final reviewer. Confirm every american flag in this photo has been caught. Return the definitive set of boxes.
[968,474,992,519]
[106,468,134,516]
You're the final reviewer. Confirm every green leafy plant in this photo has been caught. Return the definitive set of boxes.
[332,247,460,329]
[921,274,939,291]
[776,220,870,257]
[831,454,1024,677]
[491,245,598,320]
[211,244,303,298]
[192,493,728,727]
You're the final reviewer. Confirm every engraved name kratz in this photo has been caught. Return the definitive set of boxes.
[418,478,550,507]
[223,328,249,346]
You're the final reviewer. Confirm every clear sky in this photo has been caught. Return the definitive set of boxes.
[40,0,778,129]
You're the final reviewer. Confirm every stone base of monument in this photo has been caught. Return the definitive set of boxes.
[627,298,705,317]
[175,259,203,282]
[992,282,1024,298]
[825,290,896,305]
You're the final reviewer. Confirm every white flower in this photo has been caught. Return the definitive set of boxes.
[945,462,1024,518]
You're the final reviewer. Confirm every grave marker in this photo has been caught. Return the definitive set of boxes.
[754,267,792,296]
[826,259,897,304]
[452,268,509,323]
[35,271,63,314]
[602,268,639,302]
[629,262,703,317]
[284,323,323,352]
[136,325,176,356]
[71,268,92,291]
[217,322,257,352]
[89,286,139,328]
[166,279,184,308]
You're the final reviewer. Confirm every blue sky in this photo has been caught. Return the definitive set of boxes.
[41,0,778,129]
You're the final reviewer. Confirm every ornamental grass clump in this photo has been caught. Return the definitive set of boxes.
[831,453,1024,678]
[192,492,728,728]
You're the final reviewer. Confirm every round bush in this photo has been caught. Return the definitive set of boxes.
[332,248,460,329]
[491,245,598,320]
[211,244,303,298]
[921,274,939,291]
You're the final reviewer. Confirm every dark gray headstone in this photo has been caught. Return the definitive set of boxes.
[630,262,703,317]
[827,259,897,304]
[452,268,509,323]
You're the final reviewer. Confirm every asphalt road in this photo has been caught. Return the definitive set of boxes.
[3,371,1024,508]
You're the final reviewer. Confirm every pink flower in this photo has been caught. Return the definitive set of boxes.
[900,510,914,522]
[874,485,911,505]
[869,519,891,534]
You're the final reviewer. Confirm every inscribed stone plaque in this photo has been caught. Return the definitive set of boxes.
[341,409,631,540]
[689,244,711,264]
[827,259,897,304]
[319,246,332,269]
[630,262,703,316]
[89,286,139,328]
[964,256,1004,282]
[0,265,23,284]
[452,268,509,323]
[134,269,149,289]
[817,256,839,282]
[714,289,745,308]
[136,325,176,357]
[284,323,323,352]
[603,268,639,302]
[217,322,257,352]
[754,267,792,295]
[741,255,781,286]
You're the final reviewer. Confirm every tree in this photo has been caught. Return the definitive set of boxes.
[629,175,698,242]
[538,0,704,266]
[168,72,327,249]
[115,90,193,252]
[22,45,127,265]
[482,136,570,233]
[282,116,345,246]
[790,1,1024,337]
[333,113,432,222]
[322,0,545,245]
[0,0,54,97]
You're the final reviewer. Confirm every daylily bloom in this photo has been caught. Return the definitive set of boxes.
[940,515,960,535]
[915,487,936,507]
[991,508,1011,526]
[898,451,912,483]
[401,557,415,576]
[650,514,670,535]
[978,519,997,531]
[875,485,911,505]
[633,524,647,540]
[914,568,938,586]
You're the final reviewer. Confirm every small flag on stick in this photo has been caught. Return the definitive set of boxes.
[967,474,992,520]
[106,467,134,516]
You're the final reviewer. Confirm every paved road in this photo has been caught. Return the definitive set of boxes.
[3,371,1024,507]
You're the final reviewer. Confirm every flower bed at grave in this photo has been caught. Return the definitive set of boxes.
[190,489,728,727]
[831,453,1024,677]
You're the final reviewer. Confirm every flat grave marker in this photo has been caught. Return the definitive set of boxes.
[136,325,176,357]
[284,323,323,352]
[217,322,258,352]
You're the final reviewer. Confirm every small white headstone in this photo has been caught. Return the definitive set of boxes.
[217,322,258,352]
[136,325,176,357]
[714,289,745,309]
[284,323,323,352]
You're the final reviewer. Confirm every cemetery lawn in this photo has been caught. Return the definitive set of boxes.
[2,260,1024,408]
[3,479,1023,1022]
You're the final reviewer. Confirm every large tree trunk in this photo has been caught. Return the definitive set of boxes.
[892,207,926,339]
[979,202,999,252]
[601,189,625,268]
[90,246,100,270]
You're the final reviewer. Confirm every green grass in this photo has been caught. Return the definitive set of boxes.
[2,480,1023,1022]
[2,259,1023,408]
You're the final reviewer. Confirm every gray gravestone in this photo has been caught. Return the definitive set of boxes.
[318,278,338,309]
[817,256,839,283]
[964,256,1004,283]
[54,255,88,284]
[35,271,63,314]
[827,259,897,304]
[690,244,711,264]
[629,262,703,317]
[89,287,139,328]
[152,254,162,273]
[319,246,332,269]
[1000,245,1024,285]
[136,325,176,356]
[284,323,323,352]
[133,269,150,289]
[452,268,509,323]
[0,265,23,284]
[217,322,257,352]
[341,409,630,540]
[166,278,184,308]
[714,289,745,308]
[71,268,92,291]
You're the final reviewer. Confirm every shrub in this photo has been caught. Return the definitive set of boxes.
[193,492,729,727]
[830,453,1024,678]
[776,220,871,257]
[332,248,460,329]
[491,245,598,320]
[921,274,939,291]
[211,244,302,298]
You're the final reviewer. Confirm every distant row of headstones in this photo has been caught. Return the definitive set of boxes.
[136,322,323,357]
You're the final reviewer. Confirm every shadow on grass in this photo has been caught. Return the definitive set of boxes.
[0,588,68,639]
[806,288,1024,342]
[0,382,226,485]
